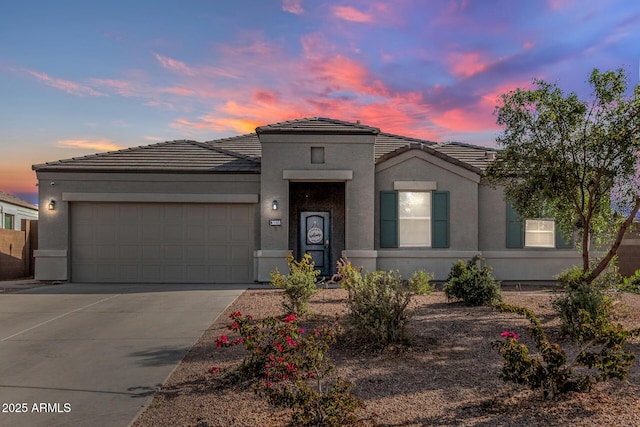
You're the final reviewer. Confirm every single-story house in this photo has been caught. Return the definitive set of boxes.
[0,191,38,231]
[32,117,580,284]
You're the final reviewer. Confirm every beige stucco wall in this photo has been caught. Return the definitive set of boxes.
[478,182,581,282]
[256,132,377,281]
[374,150,481,280]
[34,171,260,281]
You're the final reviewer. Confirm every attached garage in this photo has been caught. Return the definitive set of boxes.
[70,202,255,283]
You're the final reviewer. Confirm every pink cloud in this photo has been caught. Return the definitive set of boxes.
[282,0,304,14]
[253,90,277,104]
[154,53,196,76]
[90,78,139,97]
[332,5,374,23]
[448,52,492,79]
[26,70,106,97]
[57,139,124,151]
[162,86,195,96]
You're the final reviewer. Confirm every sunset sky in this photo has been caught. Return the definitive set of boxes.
[1,0,639,204]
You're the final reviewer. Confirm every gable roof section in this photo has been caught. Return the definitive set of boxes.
[32,118,496,174]
[0,191,38,210]
[33,140,260,173]
[376,142,494,175]
[256,117,379,135]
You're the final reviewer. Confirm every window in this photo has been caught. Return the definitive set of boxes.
[525,219,555,248]
[506,203,572,249]
[380,190,449,248]
[399,192,431,247]
[4,213,15,230]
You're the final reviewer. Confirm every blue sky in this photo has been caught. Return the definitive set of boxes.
[1,0,639,204]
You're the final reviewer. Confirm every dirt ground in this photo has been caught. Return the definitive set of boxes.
[133,288,640,426]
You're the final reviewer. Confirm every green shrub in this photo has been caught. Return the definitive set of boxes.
[619,269,640,294]
[338,260,433,349]
[553,265,618,340]
[443,254,501,306]
[271,254,320,315]
[493,302,637,399]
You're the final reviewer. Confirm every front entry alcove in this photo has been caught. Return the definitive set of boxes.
[288,182,345,277]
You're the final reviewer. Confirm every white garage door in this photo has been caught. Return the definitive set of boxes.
[71,202,255,283]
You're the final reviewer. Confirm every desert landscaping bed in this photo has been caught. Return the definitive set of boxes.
[133,288,640,426]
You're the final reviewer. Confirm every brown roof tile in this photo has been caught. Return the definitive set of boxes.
[32,118,496,174]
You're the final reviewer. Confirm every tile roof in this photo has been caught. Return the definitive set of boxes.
[32,118,496,174]
[33,140,261,173]
[0,191,38,210]
[256,117,380,134]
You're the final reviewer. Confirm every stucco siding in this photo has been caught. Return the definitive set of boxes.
[35,171,260,282]
[375,150,480,251]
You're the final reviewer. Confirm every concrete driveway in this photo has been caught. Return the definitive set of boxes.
[0,282,247,427]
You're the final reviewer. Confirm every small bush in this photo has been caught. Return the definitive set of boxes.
[271,254,320,315]
[619,269,640,294]
[338,259,433,348]
[493,302,638,399]
[443,254,501,306]
[553,265,618,340]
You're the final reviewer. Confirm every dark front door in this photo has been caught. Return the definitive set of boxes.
[300,212,331,276]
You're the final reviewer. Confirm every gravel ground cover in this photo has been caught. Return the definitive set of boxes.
[133,288,640,427]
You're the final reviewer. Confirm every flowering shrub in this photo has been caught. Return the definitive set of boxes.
[212,311,364,426]
[337,259,434,349]
[270,254,320,315]
[493,302,638,399]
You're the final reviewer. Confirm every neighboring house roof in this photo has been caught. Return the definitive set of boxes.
[32,117,496,174]
[0,191,38,211]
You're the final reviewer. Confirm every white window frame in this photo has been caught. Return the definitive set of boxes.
[398,191,431,247]
[524,219,555,248]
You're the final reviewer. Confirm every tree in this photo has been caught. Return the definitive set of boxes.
[485,68,640,283]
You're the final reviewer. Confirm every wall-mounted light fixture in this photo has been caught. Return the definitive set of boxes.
[272,200,279,211]
[48,200,56,211]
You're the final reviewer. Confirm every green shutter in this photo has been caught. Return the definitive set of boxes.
[380,191,398,248]
[506,203,524,248]
[555,225,574,249]
[432,191,450,248]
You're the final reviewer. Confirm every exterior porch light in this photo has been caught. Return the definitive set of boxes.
[272,200,279,211]
[48,200,56,211]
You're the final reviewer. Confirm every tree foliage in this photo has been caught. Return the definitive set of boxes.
[485,68,640,282]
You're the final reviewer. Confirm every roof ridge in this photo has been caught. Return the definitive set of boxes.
[205,132,258,143]
[32,140,201,168]
[376,143,483,175]
[256,116,380,133]
[439,141,497,151]
[377,131,437,145]
[187,140,260,163]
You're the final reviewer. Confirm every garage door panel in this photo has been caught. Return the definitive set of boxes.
[71,202,254,283]
[230,225,251,241]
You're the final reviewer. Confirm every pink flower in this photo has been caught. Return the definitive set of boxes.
[283,314,297,323]
[299,328,305,334]
[215,335,229,347]
[286,336,298,347]
[500,331,519,340]
[230,311,242,318]
[208,366,221,374]
[265,381,272,388]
